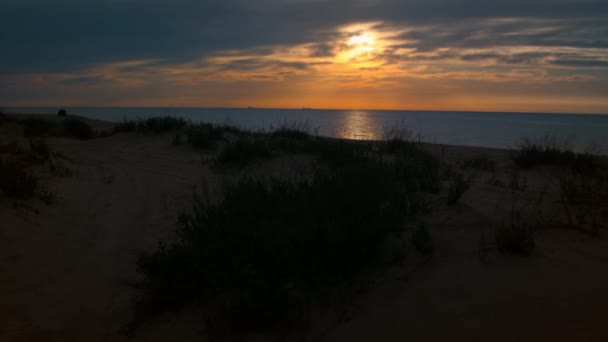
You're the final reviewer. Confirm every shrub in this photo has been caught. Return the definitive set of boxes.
[216,137,272,167]
[186,123,226,149]
[0,158,38,198]
[63,118,95,140]
[513,136,597,172]
[496,219,535,256]
[559,170,608,236]
[135,154,435,335]
[116,116,189,133]
[57,109,67,117]
[269,122,314,140]
[447,172,471,205]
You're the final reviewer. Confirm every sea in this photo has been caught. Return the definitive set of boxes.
[6,107,608,154]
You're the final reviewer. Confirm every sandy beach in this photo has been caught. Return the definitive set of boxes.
[1,115,608,341]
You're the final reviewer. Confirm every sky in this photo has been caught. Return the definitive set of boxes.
[1,0,608,114]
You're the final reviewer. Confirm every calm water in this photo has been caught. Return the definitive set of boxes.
[7,107,608,154]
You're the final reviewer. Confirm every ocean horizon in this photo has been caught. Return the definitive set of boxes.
[7,106,608,154]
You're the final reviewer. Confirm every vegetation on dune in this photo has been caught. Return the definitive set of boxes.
[0,157,39,199]
[558,169,608,236]
[513,136,597,171]
[134,134,443,336]
[446,172,471,205]
[216,137,272,167]
[115,116,189,133]
[63,118,95,140]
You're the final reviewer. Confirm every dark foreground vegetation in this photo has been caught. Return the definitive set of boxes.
[132,119,448,337]
[127,118,608,338]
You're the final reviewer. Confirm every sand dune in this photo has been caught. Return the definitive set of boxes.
[1,117,608,341]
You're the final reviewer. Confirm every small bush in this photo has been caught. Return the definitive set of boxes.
[217,137,272,167]
[186,123,226,149]
[0,158,38,198]
[269,122,314,140]
[462,156,496,172]
[559,170,608,236]
[447,172,471,205]
[116,116,188,133]
[135,153,437,335]
[63,118,95,140]
[513,136,597,172]
[57,109,67,117]
[496,220,535,256]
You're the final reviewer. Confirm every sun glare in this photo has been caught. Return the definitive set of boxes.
[348,33,375,47]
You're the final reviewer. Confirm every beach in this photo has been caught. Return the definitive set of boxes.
[1,115,608,341]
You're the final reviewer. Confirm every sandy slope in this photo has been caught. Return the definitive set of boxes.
[1,130,206,341]
[1,119,608,341]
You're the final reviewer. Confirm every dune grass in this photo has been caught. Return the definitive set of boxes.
[115,116,189,133]
[63,118,95,140]
[216,137,272,167]
[134,135,441,336]
[559,169,608,236]
[0,157,39,199]
[513,136,597,172]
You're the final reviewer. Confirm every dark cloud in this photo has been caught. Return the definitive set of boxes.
[219,58,311,72]
[1,0,607,74]
[550,59,608,68]
[58,76,113,86]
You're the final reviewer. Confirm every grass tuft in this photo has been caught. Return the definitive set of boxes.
[0,157,39,198]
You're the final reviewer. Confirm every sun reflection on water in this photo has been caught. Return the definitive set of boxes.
[335,110,382,140]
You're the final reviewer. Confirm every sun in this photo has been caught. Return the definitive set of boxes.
[348,33,375,47]
[347,33,376,57]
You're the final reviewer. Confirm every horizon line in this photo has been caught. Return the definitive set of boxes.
[4,105,608,117]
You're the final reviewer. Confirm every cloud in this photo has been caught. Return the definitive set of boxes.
[1,0,608,113]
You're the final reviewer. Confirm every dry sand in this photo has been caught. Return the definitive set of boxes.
[1,116,608,341]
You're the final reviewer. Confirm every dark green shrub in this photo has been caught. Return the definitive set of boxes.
[269,122,314,140]
[57,109,67,117]
[217,137,272,167]
[559,170,608,236]
[135,155,435,335]
[63,118,95,140]
[116,116,189,133]
[496,220,535,256]
[513,136,597,172]
[0,158,38,198]
[186,123,226,149]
